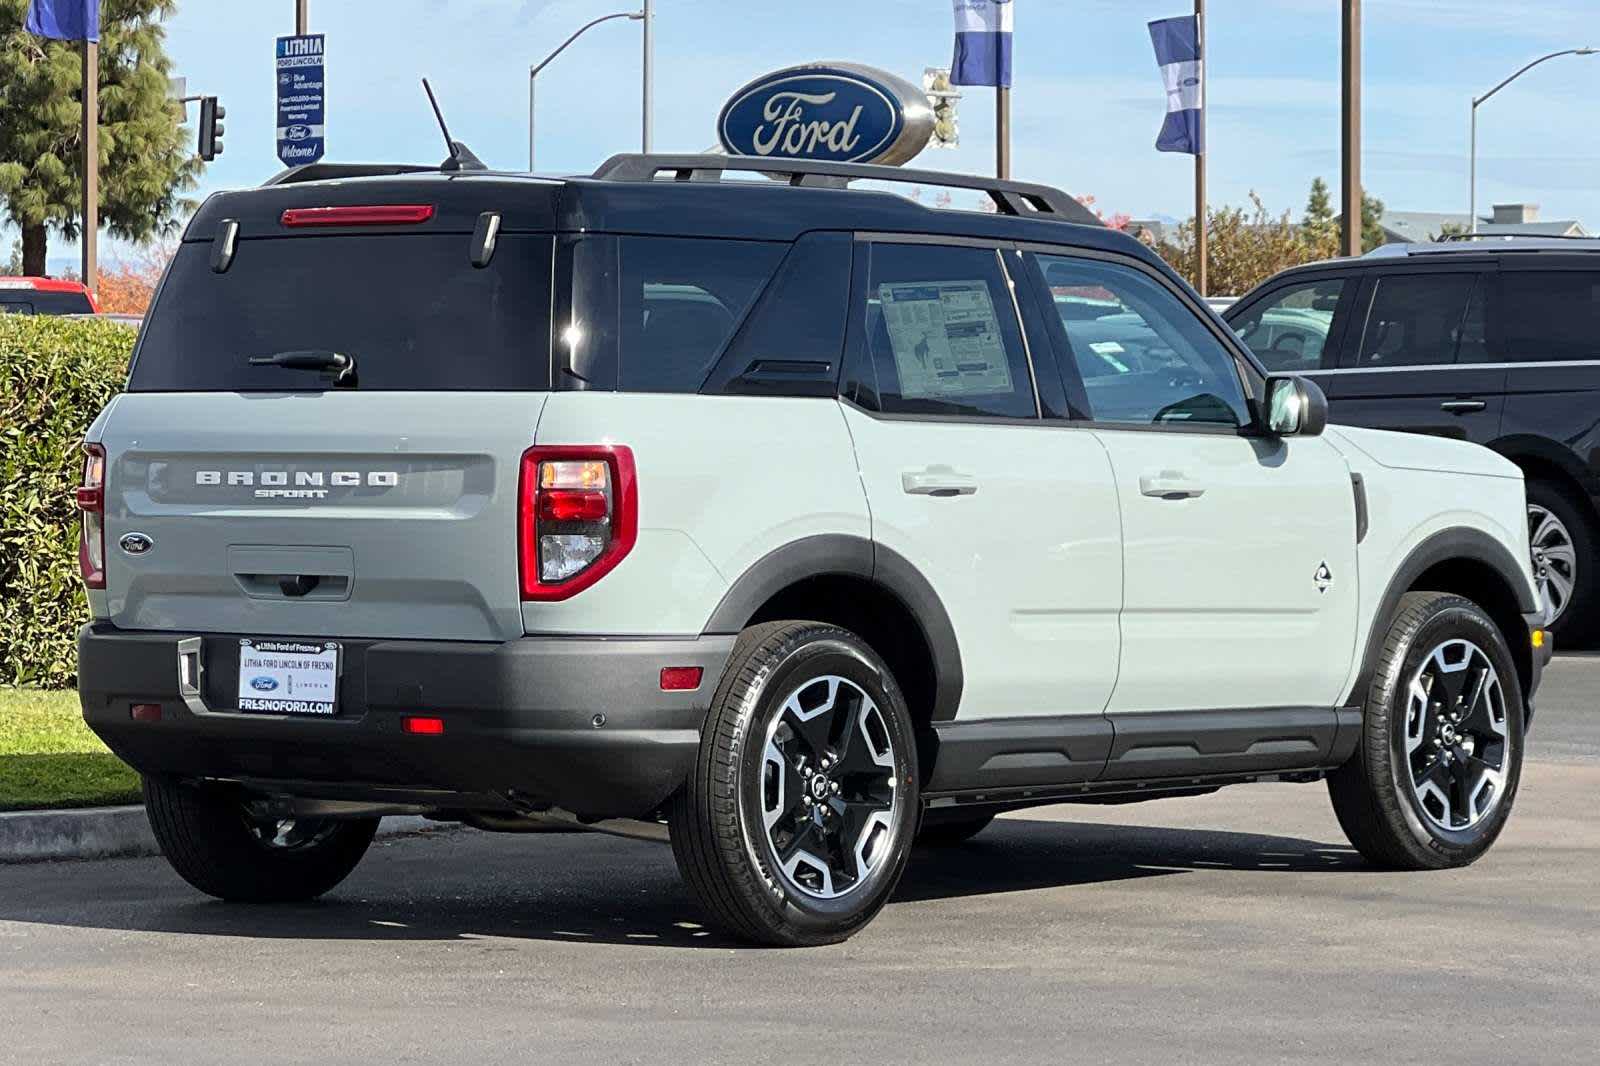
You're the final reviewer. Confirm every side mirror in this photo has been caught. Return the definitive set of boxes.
[1264,375,1329,437]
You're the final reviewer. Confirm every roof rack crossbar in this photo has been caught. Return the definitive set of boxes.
[591,154,1103,226]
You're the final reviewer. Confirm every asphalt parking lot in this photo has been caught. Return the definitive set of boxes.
[5,658,1598,1066]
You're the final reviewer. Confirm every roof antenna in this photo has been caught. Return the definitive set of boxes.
[422,77,486,173]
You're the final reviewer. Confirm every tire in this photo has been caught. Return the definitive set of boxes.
[1526,479,1598,643]
[669,621,921,946]
[1328,592,1525,870]
[915,812,994,847]
[143,775,379,902]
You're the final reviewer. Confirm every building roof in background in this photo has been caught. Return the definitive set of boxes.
[1380,205,1588,244]
[1379,210,1473,243]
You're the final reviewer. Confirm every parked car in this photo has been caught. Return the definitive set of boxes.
[1224,239,1600,640]
[76,156,1546,946]
[0,276,98,315]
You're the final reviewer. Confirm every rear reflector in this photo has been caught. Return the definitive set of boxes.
[280,204,435,228]
[402,715,446,735]
[659,667,703,692]
[130,703,162,722]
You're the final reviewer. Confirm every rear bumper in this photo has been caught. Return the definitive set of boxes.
[78,623,734,820]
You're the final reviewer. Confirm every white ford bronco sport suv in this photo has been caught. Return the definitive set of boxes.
[76,155,1549,946]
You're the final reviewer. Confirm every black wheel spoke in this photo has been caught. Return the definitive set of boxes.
[1459,669,1498,737]
[778,818,825,866]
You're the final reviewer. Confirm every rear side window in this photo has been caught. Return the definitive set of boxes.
[852,242,1037,419]
[1230,278,1344,373]
[130,235,554,391]
[1355,273,1485,368]
[563,236,787,393]
[1501,272,1600,362]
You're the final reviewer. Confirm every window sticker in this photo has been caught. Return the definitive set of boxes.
[878,279,1014,399]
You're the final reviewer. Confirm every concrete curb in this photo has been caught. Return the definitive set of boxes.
[0,806,444,864]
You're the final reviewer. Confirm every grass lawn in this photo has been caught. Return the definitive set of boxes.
[0,688,140,811]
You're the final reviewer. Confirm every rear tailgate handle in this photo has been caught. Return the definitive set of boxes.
[902,468,978,497]
[1440,399,1486,414]
[1140,471,1206,499]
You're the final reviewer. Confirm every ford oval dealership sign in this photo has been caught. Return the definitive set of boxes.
[718,62,934,166]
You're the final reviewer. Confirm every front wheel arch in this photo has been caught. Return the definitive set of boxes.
[1354,529,1537,715]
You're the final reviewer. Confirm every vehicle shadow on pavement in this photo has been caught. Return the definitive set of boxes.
[0,816,1362,950]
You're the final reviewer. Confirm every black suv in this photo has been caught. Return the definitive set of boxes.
[1225,239,1600,640]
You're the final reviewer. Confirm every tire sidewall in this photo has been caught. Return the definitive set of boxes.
[730,633,920,936]
[1379,603,1525,861]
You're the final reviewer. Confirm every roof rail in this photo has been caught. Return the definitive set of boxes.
[1436,231,1596,243]
[262,162,439,187]
[591,153,1104,227]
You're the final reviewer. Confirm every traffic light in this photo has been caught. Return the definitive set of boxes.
[198,96,225,161]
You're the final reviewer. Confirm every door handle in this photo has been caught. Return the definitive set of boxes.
[902,467,979,497]
[1440,399,1486,414]
[1139,471,1206,500]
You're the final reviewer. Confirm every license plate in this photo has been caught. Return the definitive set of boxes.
[237,639,340,715]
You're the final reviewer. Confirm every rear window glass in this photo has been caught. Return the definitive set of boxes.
[130,235,553,391]
[0,290,92,315]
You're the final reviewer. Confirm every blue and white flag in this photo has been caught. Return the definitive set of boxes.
[24,0,99,41]
[951,0,1013,88]
[1148,15,1203,155]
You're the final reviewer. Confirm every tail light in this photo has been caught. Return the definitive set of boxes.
[518,445,637,601]
[76,442,107,589]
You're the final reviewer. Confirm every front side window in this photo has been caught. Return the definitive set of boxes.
[1500,271,1600,362]
[856,242,1037,419]
[1230,278,1344,373]
[1035,254,1249,427]
[1356,273,1485,368]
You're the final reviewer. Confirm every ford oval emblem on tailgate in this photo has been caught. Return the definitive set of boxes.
[119,532,154,556]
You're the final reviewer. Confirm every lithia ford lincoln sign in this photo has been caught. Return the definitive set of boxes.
[718,62,934,167]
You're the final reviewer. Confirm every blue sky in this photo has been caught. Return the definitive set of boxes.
[18,0,1600,266]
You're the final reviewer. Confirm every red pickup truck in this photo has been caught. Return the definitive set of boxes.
[0,276,99,316]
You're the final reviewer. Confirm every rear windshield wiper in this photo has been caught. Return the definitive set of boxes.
[247,349,358,387]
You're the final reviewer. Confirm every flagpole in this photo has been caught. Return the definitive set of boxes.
[81,38,98,297]
[996,85,1010,179]
[1193,0,1206,297]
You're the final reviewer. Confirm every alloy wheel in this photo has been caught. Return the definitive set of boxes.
[760,675,899,900]
[1403,638,1512,832]
[243,815,339,851]
[1528,503,1577,626]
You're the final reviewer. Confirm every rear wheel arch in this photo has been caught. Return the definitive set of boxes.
[1357,529,1536,711]
[703,536,963,763]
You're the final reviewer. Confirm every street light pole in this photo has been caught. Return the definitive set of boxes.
[296,0,307,35]
[528,10,645,172]
[642,0,653,153]
[1469,47,1596,234]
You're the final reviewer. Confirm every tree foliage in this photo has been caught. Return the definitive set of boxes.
[1155,179,1393,295]
[0,0,201,274]
[95,238,172,313]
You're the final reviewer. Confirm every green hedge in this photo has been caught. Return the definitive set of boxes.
[1,314,134,687]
